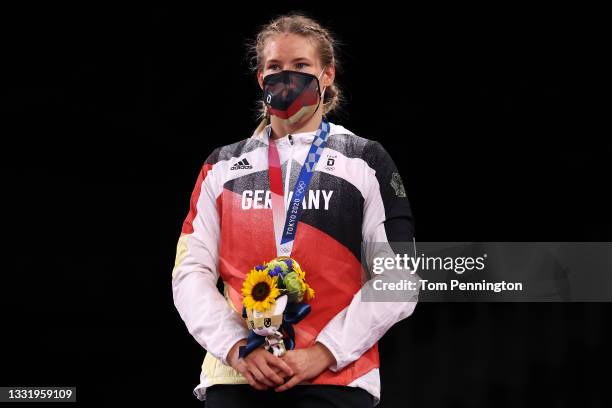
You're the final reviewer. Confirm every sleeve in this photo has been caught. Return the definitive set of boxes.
[171,149,249,365]
[315,140,421,372]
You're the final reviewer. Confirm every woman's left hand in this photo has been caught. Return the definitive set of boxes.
[275,342,336,392]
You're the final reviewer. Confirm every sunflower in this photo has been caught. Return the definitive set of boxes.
[241,269,280,312]
[304,282,315,301]
[293,263,306,280]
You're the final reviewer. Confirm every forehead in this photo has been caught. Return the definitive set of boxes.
[262,33,318,63]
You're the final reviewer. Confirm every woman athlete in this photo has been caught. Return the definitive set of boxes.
[172,13,420,407]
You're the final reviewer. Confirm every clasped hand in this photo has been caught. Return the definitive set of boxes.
[228,340,336,392]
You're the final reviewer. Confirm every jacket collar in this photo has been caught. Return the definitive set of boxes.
[251,121,354,147]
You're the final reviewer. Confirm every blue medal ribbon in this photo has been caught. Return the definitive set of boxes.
[279,119,331,245]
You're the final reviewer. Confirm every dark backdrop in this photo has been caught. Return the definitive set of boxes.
[2,3,609,407]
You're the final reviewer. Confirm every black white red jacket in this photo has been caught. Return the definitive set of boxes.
[172,121,420,404]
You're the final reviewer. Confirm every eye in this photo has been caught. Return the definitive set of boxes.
[268,64,281,71]
[295,62,308,70]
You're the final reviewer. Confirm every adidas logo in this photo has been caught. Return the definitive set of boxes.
[230,158,253,170]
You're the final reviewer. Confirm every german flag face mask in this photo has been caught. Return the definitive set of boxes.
[263,68,326,125]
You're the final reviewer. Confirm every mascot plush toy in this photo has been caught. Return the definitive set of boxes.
[245,294,288,357]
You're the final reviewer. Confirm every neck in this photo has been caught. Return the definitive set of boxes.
[269,109,324,140]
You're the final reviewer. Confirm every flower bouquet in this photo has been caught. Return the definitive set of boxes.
[239,256,315,358]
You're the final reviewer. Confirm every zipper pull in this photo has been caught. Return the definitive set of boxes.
[288,134,293,145]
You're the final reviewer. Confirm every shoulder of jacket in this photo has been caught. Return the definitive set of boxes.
[206,135,267,165]
[327,122,382,159]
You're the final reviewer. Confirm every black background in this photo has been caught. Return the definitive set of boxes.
[2,3,609,407]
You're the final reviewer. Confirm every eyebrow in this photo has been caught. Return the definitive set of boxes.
[266,57,312,65]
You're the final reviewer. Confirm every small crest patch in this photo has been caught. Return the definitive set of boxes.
[390,172,407,197]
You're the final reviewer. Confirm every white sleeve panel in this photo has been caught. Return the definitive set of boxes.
[316,142,420,372]
[172,162,248,365]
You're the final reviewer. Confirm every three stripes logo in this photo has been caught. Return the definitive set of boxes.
[230,158,253,170]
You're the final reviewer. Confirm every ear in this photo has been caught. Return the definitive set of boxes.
[273,295,288,314]
[257,69,264,90]
[322,65,336,89]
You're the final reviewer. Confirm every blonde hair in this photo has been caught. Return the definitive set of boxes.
[246,13,344,136]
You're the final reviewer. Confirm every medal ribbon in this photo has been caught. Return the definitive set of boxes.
[267,119,331,257]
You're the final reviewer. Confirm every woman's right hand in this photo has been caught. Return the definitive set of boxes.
[227,339,294,390]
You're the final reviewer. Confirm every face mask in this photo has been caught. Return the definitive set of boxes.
[263,68,326,125]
